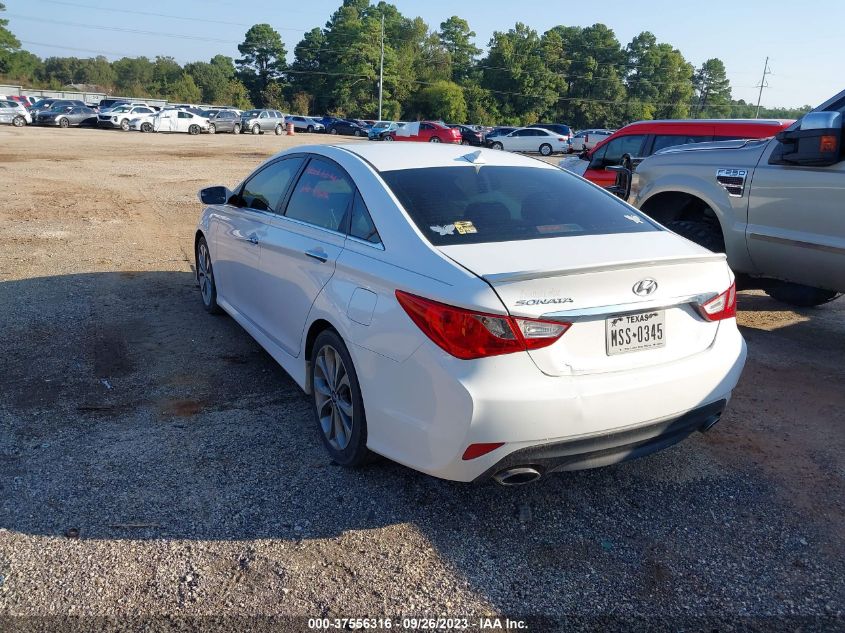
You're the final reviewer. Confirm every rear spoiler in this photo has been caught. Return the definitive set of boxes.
[483,252,727,284]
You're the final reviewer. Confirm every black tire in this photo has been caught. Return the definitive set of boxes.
[195,236,222,315]
[58,117,70,128]
[491,141,503,150]
[274,124,283,135]
[354,129,362,137]
[233,123,241,134]
[141,122,152,133]
[665,220,725,253]
[120,118,130,131]
[764,283,840,308]
[384,135,393,141]
[429,136,441,143]
[329,128,338,135]
[13,115,25,127]
[208,123,216,134]
[251,125,260,135]
[461,139,470,145]
[539,143,552,156]
[310,329,373,467]
[188,124,200,135]
[307,125,314,133]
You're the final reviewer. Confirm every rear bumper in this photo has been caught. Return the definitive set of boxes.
[472,399,726,482]
[357,321,746,482]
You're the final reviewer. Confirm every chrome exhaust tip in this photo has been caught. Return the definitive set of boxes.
[699,413,722,433]
[493,467,542,486]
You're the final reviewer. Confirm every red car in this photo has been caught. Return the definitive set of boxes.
[385,121,461,144]
[569,119,794,188]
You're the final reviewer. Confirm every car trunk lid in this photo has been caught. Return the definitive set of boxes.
[438,232,731,376]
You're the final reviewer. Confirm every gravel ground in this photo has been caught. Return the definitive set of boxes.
[0,127,843,632]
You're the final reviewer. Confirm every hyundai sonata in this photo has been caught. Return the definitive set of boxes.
[195,144,746,484]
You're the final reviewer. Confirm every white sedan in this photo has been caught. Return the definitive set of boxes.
[194,144,746,484]
[488,127,571,156]
[130,109,208,134]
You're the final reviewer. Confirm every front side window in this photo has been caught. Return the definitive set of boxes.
[285,158,354,231]
[240,157,304,212]
[178,112,191,119]
[381,165,659,246]
[260,111,269,119]
[349,192,381,244]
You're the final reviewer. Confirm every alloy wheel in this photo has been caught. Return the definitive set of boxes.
[313,345,354,451]
[197,242,214,307]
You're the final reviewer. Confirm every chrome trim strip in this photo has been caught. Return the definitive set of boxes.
[540,293,715,322]
[748,232,845,255]
[346,234,385,251]
[275,214,347,239]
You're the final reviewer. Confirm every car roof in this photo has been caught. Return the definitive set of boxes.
[294,142,561,172]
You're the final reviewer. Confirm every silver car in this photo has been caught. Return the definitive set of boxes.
[0,99,31,126]
[205,109,242,134]
[240,109,287,135]
[286,115,324,133]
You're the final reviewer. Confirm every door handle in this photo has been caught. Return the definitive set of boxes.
[305,249,328,263]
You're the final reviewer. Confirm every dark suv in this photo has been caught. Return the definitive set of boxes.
[531,123,572,140]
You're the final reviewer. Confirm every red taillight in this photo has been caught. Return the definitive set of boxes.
[395,290,570,360]
[462,442,505,460]
[697,281,737,321]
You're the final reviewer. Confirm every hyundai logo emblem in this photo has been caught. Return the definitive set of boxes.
[633,278,658,296]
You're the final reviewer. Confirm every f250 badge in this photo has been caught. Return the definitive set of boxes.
[514,297,574,306]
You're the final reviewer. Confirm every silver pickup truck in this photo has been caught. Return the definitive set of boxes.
[631,89,845,307]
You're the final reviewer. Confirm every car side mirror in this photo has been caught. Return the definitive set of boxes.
[770,111,843,167]
[198,186,233,205]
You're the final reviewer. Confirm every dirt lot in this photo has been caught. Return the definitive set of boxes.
[0,126,843,630]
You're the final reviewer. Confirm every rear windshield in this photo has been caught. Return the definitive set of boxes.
[380,165,659,245]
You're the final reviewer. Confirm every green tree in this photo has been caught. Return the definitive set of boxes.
[693,58,732,118]
[151,56,182,96]
[412,79,466,121]
[289,28,327,109]
[185,57,236,104]
[225,79,253,109]
[237,24,287,106]
[76,56,116,88]
[260,81,289,110]
[169,73,201,103]
[438,16,480,82]
[462,80,499,124]
[543,24,627,129]
[3,50,41,81]
[112,57,154,95]
[480,23,558,124]
[0,2,21,74]
[625,32,694,120]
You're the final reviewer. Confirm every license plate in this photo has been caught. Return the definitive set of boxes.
[606,310,665,355]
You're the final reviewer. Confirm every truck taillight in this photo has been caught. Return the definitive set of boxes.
[395,290,570,360]
[697,281,737,321]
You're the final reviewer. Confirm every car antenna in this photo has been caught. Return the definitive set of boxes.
[460,150,486,167]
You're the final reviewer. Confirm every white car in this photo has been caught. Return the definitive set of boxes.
[98,104,157,130]
[194,144,746,484]
[488,127,570,156]
[0,99,32,126]
[569,129,614,153]
[131,109,209,134]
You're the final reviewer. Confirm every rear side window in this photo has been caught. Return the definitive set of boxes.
[381,165,659,246]
[349,192,381,244]
[285,158,354,232]
[240,157,304,212]
[652,134,713,153]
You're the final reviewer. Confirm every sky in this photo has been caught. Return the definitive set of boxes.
[5,0,840,108]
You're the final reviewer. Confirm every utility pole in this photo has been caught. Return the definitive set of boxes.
[754,56,771,118]
[378,14,385,121]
